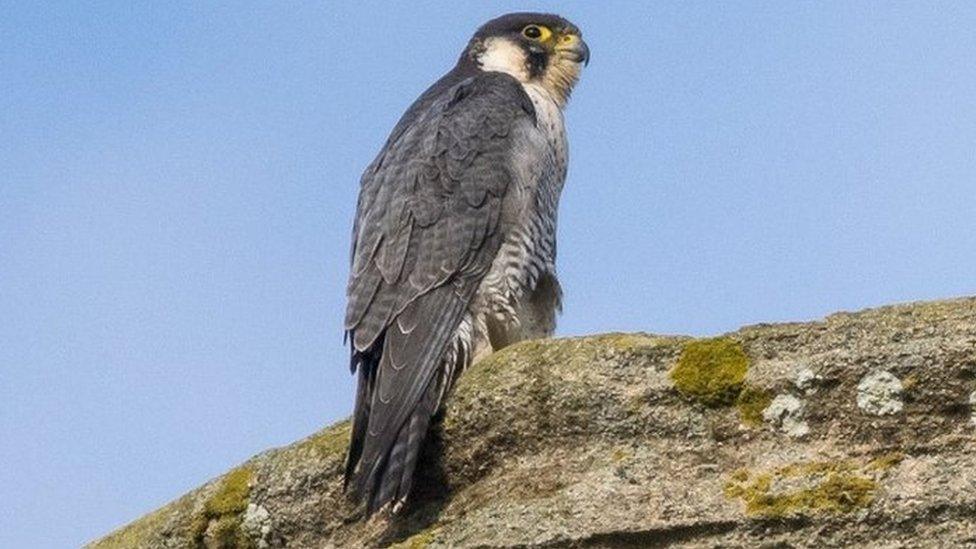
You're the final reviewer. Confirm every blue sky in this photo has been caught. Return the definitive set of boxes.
[2,2,975,547]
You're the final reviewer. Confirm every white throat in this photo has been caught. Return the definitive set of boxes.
[476,37,530,82]
[476,37,567,110]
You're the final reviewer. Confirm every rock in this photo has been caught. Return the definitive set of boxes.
[763,394,809,438]
[857,370,905,416]
[793,366,822,394]
[88,297,976,548]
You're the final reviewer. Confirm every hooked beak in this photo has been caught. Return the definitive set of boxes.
[557,34,590,67]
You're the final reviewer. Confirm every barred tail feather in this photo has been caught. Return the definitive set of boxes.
[371,377,439,513]
[344,284,477,516]
[344,346,378,490]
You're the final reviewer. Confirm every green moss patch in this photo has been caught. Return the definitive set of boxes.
[735,386,773,426]
[190,466,255,548]
[724,461,877,518]
[89,493,196,549]
[390,526,440,549]
[301,420,352,457]
[670,337,750,406]
[867,451,905,471]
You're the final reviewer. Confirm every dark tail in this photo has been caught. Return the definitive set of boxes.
[344,284,473,516]
[345,367,440,515]
[343,346,377,491]
[371,377,439,513]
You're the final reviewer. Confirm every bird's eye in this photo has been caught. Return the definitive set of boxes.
[522,25,550,41]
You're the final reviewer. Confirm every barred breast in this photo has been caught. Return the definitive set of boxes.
[469,81,568,360]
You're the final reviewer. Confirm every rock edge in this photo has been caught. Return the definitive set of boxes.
[89,297,976,548]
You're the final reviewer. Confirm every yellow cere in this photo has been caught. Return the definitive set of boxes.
[557,34,581,50]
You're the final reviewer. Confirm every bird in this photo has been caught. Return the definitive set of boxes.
[342,12,589,516]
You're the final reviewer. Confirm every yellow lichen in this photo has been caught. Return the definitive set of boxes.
[88,493,196,549]
[724,461,877,517]
[670,337,750,406]
[191,466,255,548]
[207,467,253,516]
[901,374,919,391]
[867,451,905,471]
[610,447,632,463]
[302,420,352,457]
[390,527,439,549]
[598,333,659,351]
[735,386,773,426]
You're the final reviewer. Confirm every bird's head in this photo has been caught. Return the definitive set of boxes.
[464,12,589,107]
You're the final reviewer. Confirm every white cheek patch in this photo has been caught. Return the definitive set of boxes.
[477,37,529,82]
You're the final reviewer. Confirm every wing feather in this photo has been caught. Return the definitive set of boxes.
[343,71,536,512]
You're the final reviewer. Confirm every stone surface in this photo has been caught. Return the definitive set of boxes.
[89,297,976,548]
[857,370,905,416]
[763,394,809,438]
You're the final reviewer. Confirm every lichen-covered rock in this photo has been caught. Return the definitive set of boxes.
[763,393,809,438]
[857,370,905,415]
[88,297,976,548]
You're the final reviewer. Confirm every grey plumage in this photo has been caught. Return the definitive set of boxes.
[343,12,588,516]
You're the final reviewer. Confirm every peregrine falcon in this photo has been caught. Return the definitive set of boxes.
[343,12,589,515]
